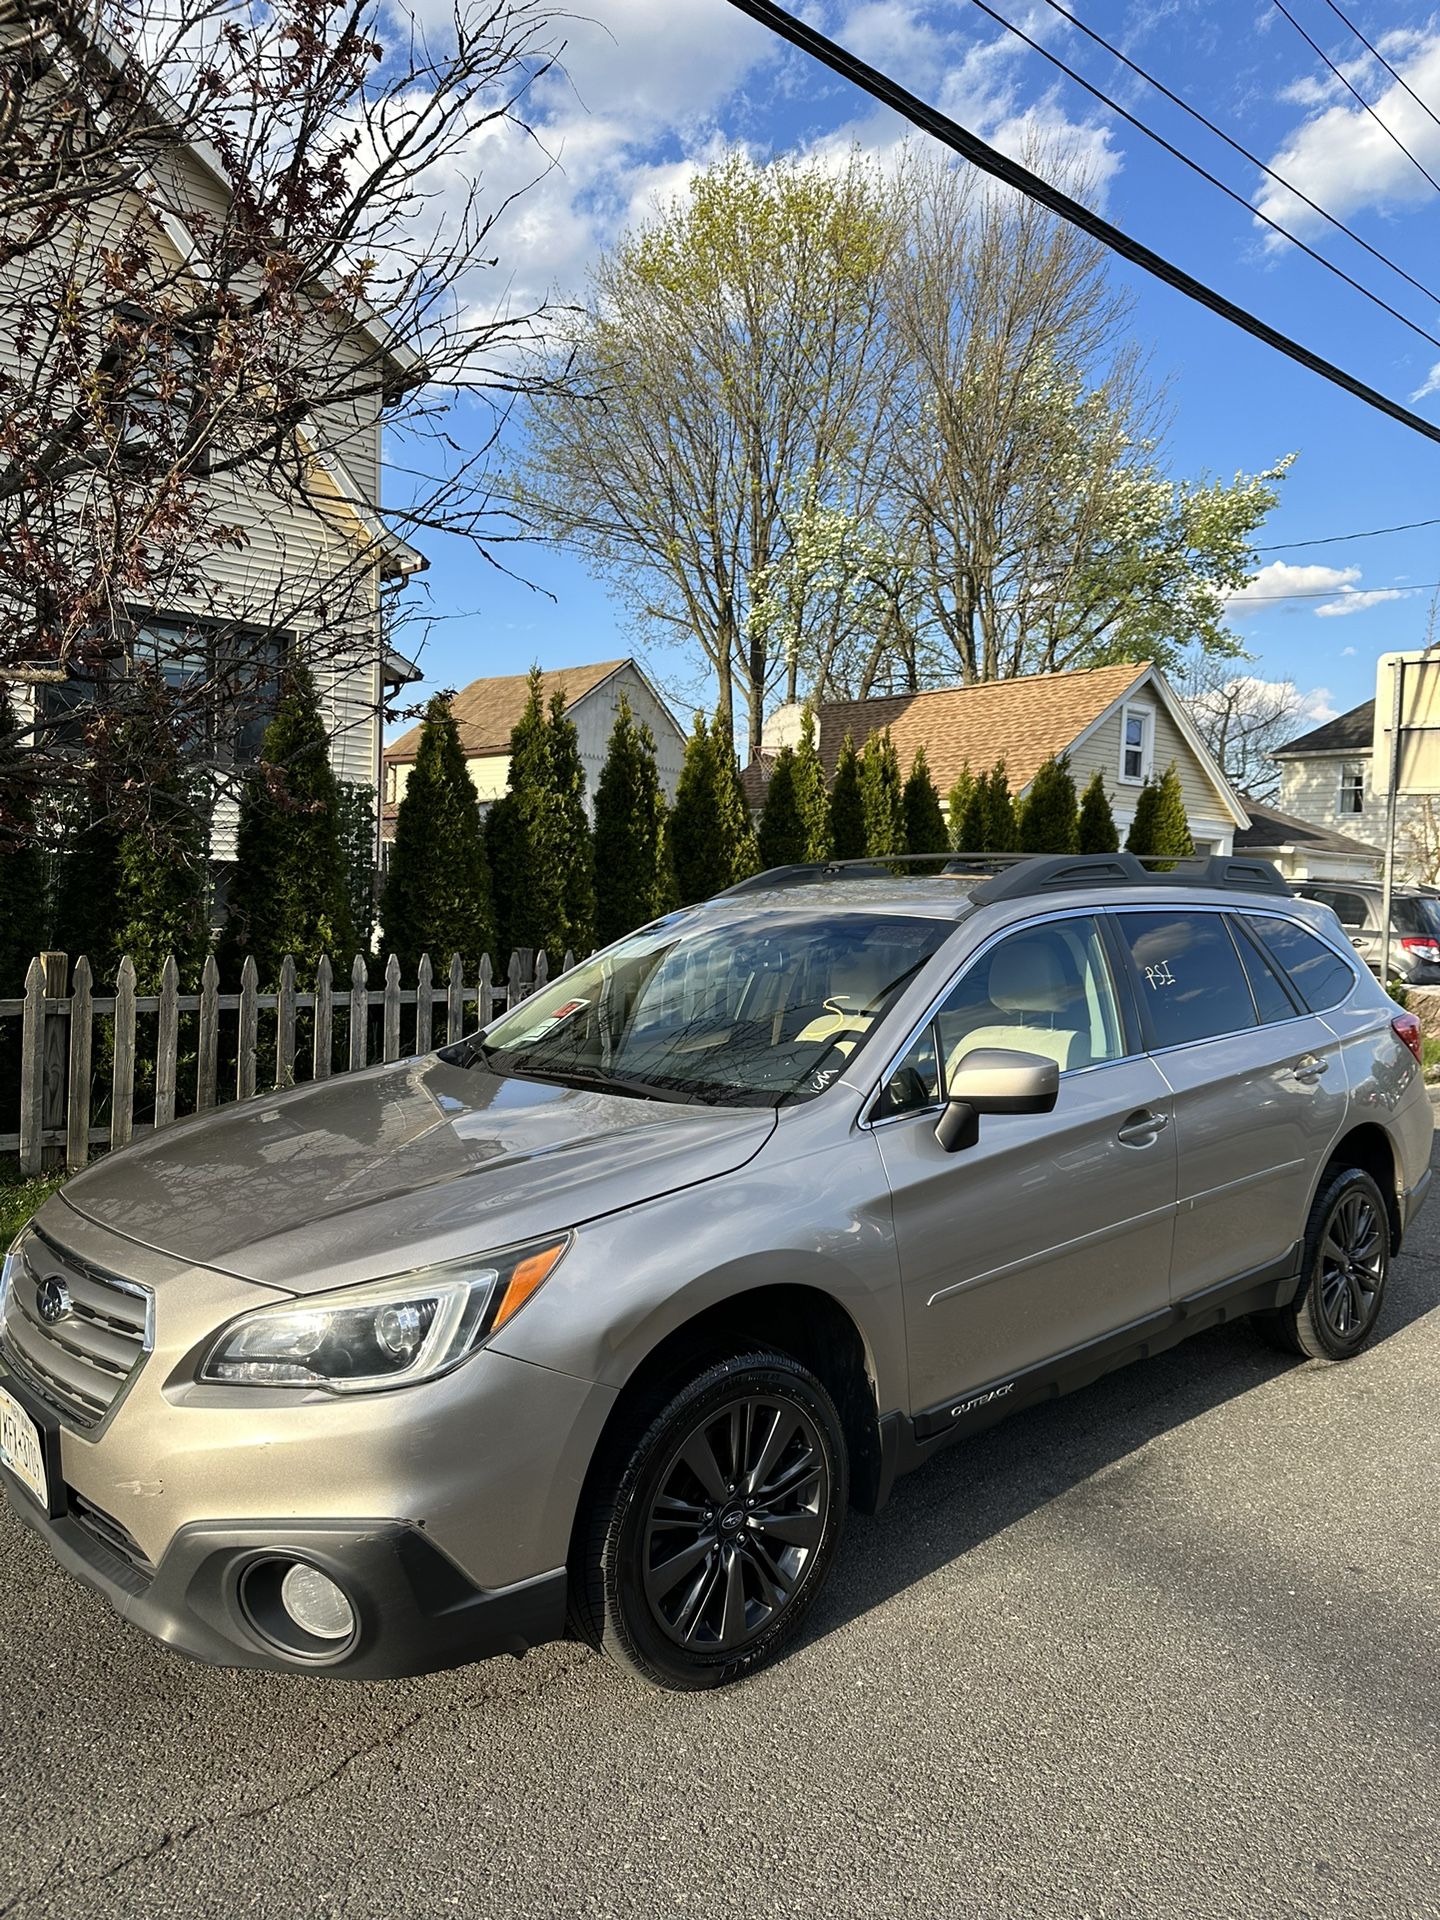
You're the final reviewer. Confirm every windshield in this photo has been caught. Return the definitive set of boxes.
[471,911,953,1107]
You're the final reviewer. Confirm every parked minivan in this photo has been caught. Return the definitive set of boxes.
[1,853,1431,1688]
[1294,880,1440,986]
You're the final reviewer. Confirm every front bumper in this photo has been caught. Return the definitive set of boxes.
[3,1456,567,1676]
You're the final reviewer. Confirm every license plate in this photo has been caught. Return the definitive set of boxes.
[0,1382,48,1511]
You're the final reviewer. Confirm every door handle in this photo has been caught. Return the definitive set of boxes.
[1289,1054,1330,1084]
[1117,1108,1169,1147]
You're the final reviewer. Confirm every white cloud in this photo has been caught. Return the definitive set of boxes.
[1413,361,1440,402]
[1342,644,1357,655]
[1315,587,1410,616]
[1223,560,1361,614]
[1254,30,1440,241]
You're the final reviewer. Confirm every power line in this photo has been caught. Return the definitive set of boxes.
[1226,580,1431,600]
[962,0,1440,352]
[720,0,1440,448]
[1258,513,1440,549]
[1319,0,1440,137]
[1271,0,1440,195]
[1029,0,1440,313]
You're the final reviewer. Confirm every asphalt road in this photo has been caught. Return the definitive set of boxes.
[2,1159,1439,1920]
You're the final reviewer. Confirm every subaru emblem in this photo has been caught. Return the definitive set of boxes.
[36,1276,70,1325]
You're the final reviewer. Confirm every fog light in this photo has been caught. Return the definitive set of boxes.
[279,1563,356,1641]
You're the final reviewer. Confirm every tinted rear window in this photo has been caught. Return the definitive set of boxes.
[1115,911,1257,1047]
[1244,914,1357,1013]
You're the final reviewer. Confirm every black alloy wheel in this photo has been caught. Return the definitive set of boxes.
[573,1351,848,1690]
[1259,1164,1392,1361]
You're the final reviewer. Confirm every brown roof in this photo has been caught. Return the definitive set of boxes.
[385,659,628,762]
[744,662,1150,803]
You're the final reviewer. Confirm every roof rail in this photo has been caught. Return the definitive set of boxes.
[713,851,1292,903]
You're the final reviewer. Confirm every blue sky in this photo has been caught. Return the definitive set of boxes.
[387,0,1440,740]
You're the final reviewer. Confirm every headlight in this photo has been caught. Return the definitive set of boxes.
[0,1230,28,1308]
[199,1237,570,1394]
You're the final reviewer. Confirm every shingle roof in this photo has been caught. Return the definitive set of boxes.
[743,661,1150,804]
[1232,795,1381,858]
[1273,699,1374,759]
[385,659,628,762]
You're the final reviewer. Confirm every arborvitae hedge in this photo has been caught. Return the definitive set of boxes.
[548,690,595,957]
[981,760,1017,852]
[860,729,906,857]
[1077,770,1120,853]
[1126,763,1193,870]
[903,747,948,856]
[950,766,986,853]
[757,744,807,869]
[828,732,865,859]
[0,691,47,994]
[381,694,494,976]
[793,707,831,859]
[223,662,354,984]
[670,715,757,903]
[487,668,579,965]
[1018,755,1079,854]
[593,693,670,945]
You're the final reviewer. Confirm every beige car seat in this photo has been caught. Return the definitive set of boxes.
[945,937,1086,1080]
[794,947,899,1055]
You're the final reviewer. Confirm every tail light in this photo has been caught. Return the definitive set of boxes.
[1392,1012,1424,1064]
[1399,936,1440,961]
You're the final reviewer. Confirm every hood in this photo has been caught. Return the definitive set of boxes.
[59,1056,775,1291]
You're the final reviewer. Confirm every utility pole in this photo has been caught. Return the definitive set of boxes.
[1379,656,1406,988]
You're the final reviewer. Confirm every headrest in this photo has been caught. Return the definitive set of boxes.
[988,939,1068,1014]
[829,947,897,1008]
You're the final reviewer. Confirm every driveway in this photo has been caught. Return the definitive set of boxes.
[2,1150,1438,1920]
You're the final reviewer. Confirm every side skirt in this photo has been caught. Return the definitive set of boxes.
[883,1244,1303,1485]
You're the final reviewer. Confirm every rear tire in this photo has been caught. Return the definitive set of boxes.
[571,1350,847,1690]
[1259,1165,1391,1361]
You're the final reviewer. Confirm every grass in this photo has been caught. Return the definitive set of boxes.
[0,1166,65,1255]
[1425,1036,1440,1080]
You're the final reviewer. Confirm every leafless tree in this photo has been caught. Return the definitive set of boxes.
[0,0,568,839]
[1177,657,1309,801]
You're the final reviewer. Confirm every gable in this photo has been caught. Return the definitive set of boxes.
[386,660,631,761]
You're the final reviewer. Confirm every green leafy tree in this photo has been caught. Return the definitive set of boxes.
[948,765,981,851]
[758,744,807,870]
[338,781,379,955]
[982,760,1017,852]
[792,707,831,859]
[1018,755,1079,854]
[860,728,906,857]
[593,694,670,946]
[1077,770,1120,853]
[0,690,47,995]
[1126,763,1193,870]
[547,690,595,958]
[110,734,209,992]
[828,732,866,859]
[381,695,495,977]
[223,663,354,984]
[903,747,948,856]
[670,715,759,904]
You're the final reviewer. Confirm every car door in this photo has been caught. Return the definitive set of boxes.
[1110,906,1348,1303]
[1312,887,1379,976]
[871,912,1178,1424]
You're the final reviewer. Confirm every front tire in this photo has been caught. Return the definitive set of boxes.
[1261,1165,1392,1361]
[572,1351,848,1690]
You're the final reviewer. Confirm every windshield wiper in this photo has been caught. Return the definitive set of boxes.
[501,1063,704,1105]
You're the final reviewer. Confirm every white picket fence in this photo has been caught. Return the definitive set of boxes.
[2,947,573,1175]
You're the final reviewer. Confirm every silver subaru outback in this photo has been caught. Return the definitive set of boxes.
[1,854,1432,1690]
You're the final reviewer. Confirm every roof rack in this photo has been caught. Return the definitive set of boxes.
[714,851,1292,903]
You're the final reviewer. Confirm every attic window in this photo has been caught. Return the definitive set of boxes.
[1119,702,1153,784]
[1339,763,1364,813]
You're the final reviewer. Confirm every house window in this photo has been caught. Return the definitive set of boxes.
[1119,702,1153,784]
[1339,763,1364,813]
[110,310,207,471]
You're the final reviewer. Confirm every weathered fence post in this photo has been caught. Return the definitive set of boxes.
[154,955,179,1130]
[237,957,259,1100]
[276,955,297,1090]
[313,954,333,1080]
[66,956,94,1171]
[446,952,464,1044]
[40,951,68,1167]
[111,958,137,1151]
[561,949,575,976]
[507,950,524,1010]
[415,952,433,1055]
[382,954,401,1062]
[478,953,495,1027]
[19,957,45,1175]
[349,955,368,1071]
[197,953,220,1110]
[534,950,550,996]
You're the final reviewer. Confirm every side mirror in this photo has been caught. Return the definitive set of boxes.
[934,1047,1060,1154]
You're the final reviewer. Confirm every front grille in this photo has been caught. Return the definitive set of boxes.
[68,1493,156,1583]
[0,1228,151,1430]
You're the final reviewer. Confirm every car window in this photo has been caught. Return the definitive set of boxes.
[1392,896,1440,936]
[1115,910,1257,1047]
[877,915,1125,1117]
[1243,914,1358,1013]
[1323,889,1371,930]
[1231,920,1300,1023]
[479,910,953,1107]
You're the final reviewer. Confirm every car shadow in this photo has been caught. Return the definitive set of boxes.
[803,1186,1440,1651]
